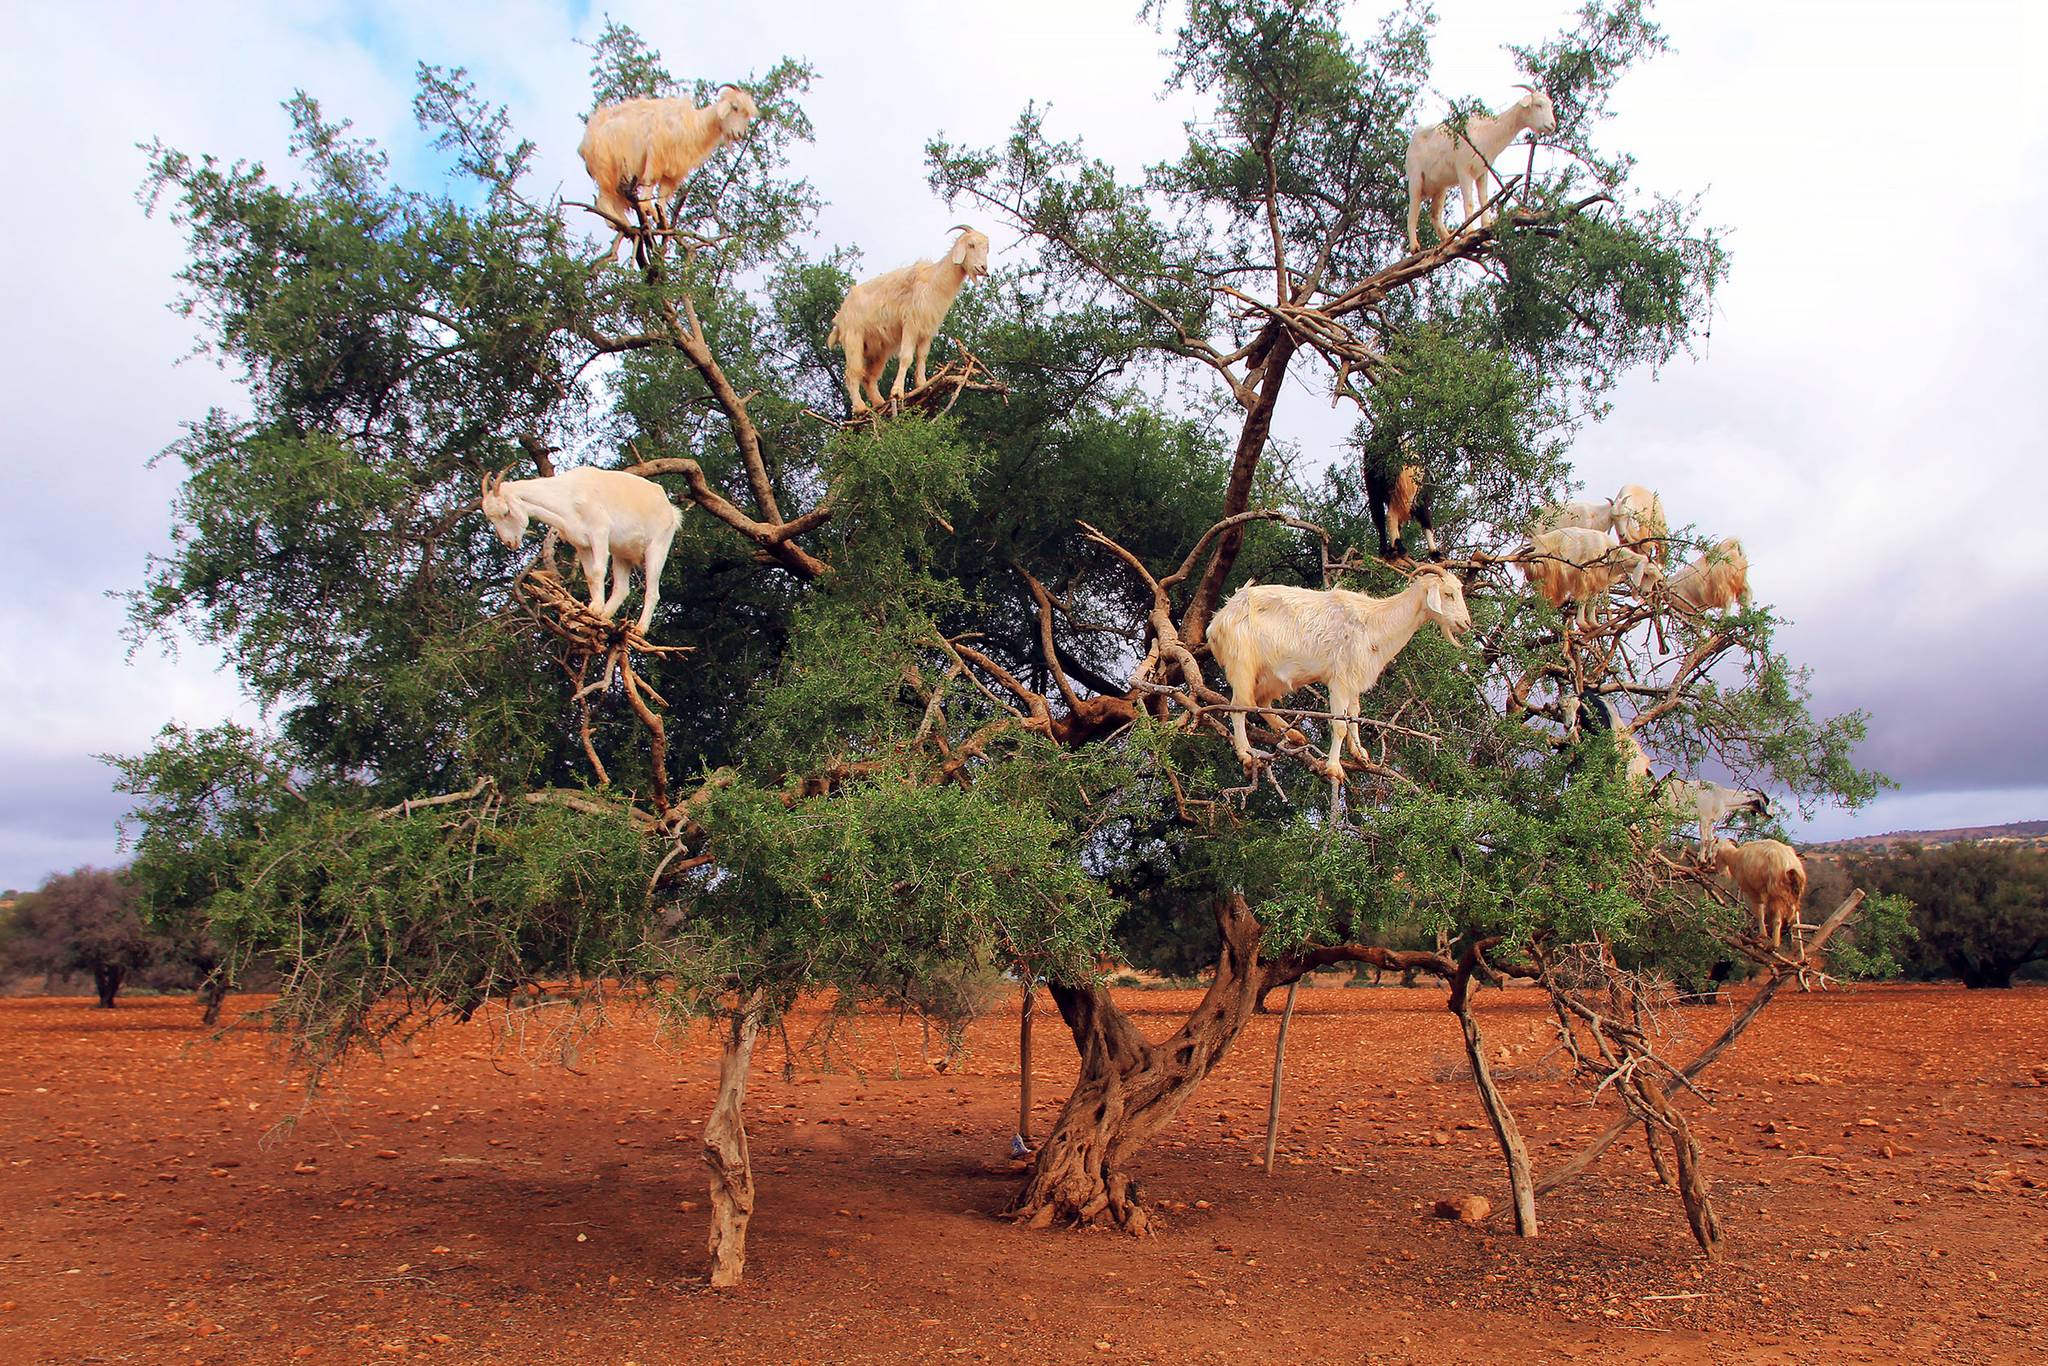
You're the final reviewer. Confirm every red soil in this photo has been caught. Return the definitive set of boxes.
[0,984,2042,1364]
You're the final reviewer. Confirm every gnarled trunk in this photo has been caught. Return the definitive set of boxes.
[199,975,230,1027]
[93,964,124,1010]
[703,1006,761,1287]
[1011,897,1263,1233]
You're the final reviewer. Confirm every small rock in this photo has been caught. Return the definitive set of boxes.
[1433,1195,1491,1223]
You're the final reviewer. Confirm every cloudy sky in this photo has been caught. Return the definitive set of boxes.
[2,0,2043,890]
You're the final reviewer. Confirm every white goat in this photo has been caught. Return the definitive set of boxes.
[1711,839,1807,947]
[1208,566,1472,780]
[1665,537,1750,613]
[1611,483,1668,561]
[1538,498,1619,537]
[480,466,682,635]
[828,227,992,414]
[1658,778,1772,856]
[1538,484,1666,559]
[1520,527,1659,626]
[1405,86,1558,253]
[578,86,759,260]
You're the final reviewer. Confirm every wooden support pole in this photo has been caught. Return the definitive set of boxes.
[1450,971,1537,1235]
[1264,979,1299,1174]
[1017,978,1037,1147]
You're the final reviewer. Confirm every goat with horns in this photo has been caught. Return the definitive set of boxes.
[480,466,683,636]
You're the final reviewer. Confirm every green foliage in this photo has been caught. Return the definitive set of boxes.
[1847,844,2048,988]
[682,756,1120,1021]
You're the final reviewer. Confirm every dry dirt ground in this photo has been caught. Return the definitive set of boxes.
[0,984,2043,1365]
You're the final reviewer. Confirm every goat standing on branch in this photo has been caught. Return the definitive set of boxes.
[1208,566,1471,781]
[480,466,682,635]
[1665,537,1750,613]
[1540,483,1668,563]
[829,226,991,415]
[1405,86,1557,253]
[1520,526,1659,626]
[1711,839,1808,947]
[578,86,759,262]
[1611,483,1669,562]
[1659,778,1772,855]
[1367,460,1435,561]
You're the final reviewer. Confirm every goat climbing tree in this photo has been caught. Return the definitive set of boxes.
[119,2,1895,1286]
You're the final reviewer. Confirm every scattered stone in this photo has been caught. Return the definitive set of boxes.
[1433,1195,1491,1223]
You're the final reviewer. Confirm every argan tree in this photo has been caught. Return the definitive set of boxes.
[3,867,159,1008]
[119,2,1883,1282]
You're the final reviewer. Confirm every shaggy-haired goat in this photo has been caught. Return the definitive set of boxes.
[1665,537,1749,613]
[1539,484,1667,560]
[1405,86,1557,253]
[480,466,682,634]
[828,227,991,415]
[1611,483,1668,561]
[1520,527,1658,626]
[578,86,759,260]
[1208,567,1471,781]
[1712,839,1807,947]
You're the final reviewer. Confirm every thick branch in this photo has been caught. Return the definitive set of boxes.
[625,456,827,579]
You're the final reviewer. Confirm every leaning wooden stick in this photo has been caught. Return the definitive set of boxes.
[1264,979,1300,1175]
[1525,891,1864,1204]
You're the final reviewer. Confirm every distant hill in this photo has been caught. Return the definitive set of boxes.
[1805,819,2048,853]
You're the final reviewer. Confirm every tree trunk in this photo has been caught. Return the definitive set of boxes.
[1448,961,1537,1236]
[703,1005,762,1287]
[93,964,124,1010]
[1180,330,1297,647]
[199,976,230,1027]
[1956,959,2016,989]
[1011,896,1264,1233]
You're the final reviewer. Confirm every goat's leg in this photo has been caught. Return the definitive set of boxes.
[1325,688,1355,782]
[887,337,917,406]
[1228,687,1260,768]
[601,552,634,621]
[635,526,674,635]
[842,336,870,415]
[1430,191,1449,246]
[913,334,935,390]
[1406,176,1424,253]
[583,529,612,619]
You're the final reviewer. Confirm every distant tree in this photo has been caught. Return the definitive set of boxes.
[2,868,160,1007]
[1849,843,2048,989]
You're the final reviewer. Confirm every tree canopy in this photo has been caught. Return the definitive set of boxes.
[117,1,1886,1280]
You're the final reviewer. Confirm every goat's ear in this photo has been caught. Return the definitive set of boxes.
[1423,576,1445,614]
[950,235,971,266]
